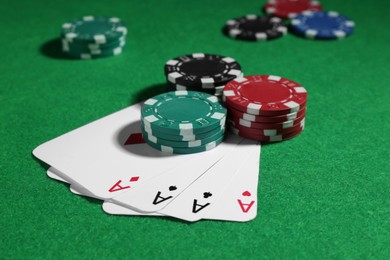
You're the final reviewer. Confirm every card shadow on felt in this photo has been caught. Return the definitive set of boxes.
[39,37,71,60]
[31,154,51,171]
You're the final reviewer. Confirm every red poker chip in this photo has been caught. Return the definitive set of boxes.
[264,0,323,19]
[223,75,307,116]
[230,125,304,142]
[228,111,305,130]
[228,117,305,136]
[228,106,306,123]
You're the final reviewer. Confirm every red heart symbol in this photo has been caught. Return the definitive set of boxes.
[242,191,251,196]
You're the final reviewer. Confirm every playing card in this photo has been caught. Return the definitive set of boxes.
[109,134,246,213]
[46,133,244,204]
[154,138,259,222]
[102,143,261,222]
[198,144,260,222]
[47,167,94,197]
[47,140,261,222]
[46,168,67,183]
[33,103,232,200]
[38,101,261,222]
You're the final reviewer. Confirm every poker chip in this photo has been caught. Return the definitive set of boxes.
[143,133,224,154]
[166,82,226,100]
[164,53,243,90]
[264,0,322,19]
[141,127,224,148]
[222,74,308,142]
[230,125,304,142]
[141,91,227,153]
[228,106,306,123]
[166,81,216,95]
[222,15,287,41]
[166,73,242,92]
[141,91,226,136]
[228,117,305,136]
[61,16,127,44]
[64,46,124,59]
[60,16,127,59]
[228,112,305,130]
[290,11,355,39]
[62,37,125,53]
[142,121,225,142]
[223,75,307,116]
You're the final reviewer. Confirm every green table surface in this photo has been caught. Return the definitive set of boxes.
[1,0,390,258]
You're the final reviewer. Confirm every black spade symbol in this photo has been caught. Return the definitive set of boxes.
[169,186,177,191]
[203,192,212,198]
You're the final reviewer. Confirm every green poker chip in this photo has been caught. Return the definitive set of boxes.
[65,45,124,60]
[62,36,125,54]
[144,133,224,154]
[141,121,225,141]
[141,91,227,135]
[62,41,125,58]
[61,16,127,44]
[141,127,224,148]
[64,41,125,56]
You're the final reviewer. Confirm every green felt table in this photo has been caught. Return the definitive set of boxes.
[1,0,390,258]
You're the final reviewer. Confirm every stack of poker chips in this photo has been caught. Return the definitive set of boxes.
[222,15,288,41]
[263,0,322,19]
[141,91,227,154]
[262,0,355,40]
[223,75,307,142]
[222,1,355,42]
[61,16,127,59]
[289,11,355,40]
[164,53,243,98]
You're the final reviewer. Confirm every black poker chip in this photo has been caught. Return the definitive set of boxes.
[165,81,225,96]
[166,81,215,93]
[222,15,287,41]
[164,53,242,88]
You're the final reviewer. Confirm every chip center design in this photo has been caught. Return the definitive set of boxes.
[77,21,113,34]
[157,97,211,122]
[180,60,226,77]
[240,81,291,103]
[240,19,274,32]
[306,17,340,30]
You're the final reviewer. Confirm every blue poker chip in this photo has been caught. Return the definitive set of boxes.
[290,11,355,40]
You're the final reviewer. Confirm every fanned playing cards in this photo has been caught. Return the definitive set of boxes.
[33,102,261,222]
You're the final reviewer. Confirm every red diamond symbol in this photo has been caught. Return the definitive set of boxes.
[130,176,139,182]
[124,133,145,145]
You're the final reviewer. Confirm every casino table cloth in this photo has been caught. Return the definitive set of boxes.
[1,0,390,258]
